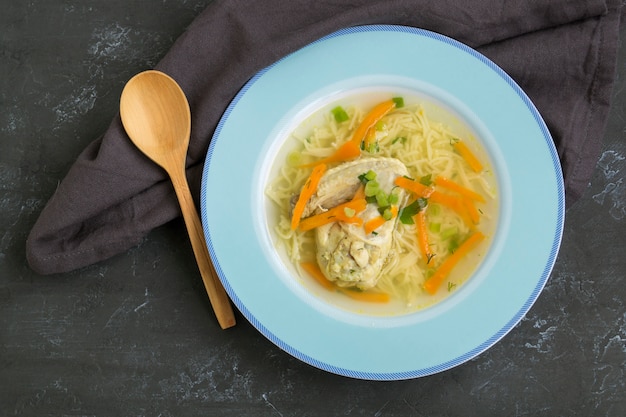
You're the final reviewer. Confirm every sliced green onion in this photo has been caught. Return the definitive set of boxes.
[364,180,380,197]
[286,151,302,167]
[366,142,380,154]
[331,106,349,123]
[382,207,393,221]
[441,226,458,240]
[428,204,441,216]
[392,97,404,108]
[343,207,356,218]
[375,120,386,131]
[429,222,441,233]
[375,190,389,207]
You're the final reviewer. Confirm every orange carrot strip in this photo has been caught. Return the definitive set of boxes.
[291,163,327,230]
[453,141,483,172]
[299,140,361,167]
[434,176,485,202]
[416,209,434,264]
[364,205,398,235]
[349,99,396,147]
[363,126,377,151]
[394,176,435,198]
[300,99,396,167]
[300,262,334,290]
[364,217,386,235]
[351,184,366,201]
[340,288,390,303]
[463,197,481,225]
[298,198,367,232]
[429,191,475,228]
[423,231,485,294]
[396,176,482,226]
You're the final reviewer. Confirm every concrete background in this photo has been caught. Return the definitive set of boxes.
[2,1,625,415]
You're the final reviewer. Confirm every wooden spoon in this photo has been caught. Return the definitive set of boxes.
[120,70,236,329]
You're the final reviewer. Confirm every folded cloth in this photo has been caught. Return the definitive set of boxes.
[26,0,624,274]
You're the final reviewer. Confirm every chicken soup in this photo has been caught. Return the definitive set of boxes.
[266,94,497,313]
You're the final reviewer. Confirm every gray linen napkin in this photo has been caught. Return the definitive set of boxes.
[26,0,624,274]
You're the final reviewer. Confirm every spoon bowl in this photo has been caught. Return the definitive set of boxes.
[120,71,191,167]
[120,70,236,329]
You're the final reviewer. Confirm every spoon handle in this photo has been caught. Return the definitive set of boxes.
[170,168,236,329]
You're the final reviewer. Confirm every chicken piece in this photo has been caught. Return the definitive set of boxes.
[302,158,407,217]
[304,157,409,289]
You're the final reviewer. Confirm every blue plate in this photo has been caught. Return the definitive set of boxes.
[201,25,564,380]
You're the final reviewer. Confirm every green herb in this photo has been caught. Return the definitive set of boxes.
[392,136,407,145]
[399,198,428,224]
[375,120,386,131]
[447,282,457,292]
[419,174,433,186]
[448,236,461,253]
[331,106,349,123]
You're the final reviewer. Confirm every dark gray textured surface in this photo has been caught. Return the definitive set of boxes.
[1,1,625,416]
